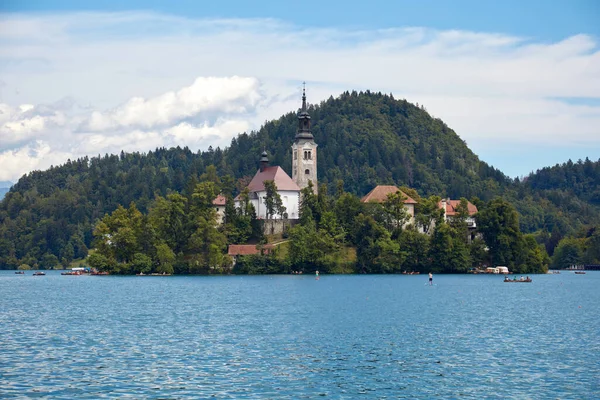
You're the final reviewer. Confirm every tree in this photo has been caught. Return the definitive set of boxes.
[415,195,444,234]
[39,253,60,270]
[149,194,188,253]
[88,252,113,272]
[383,191,410,235]
[263,180,278,220]
[398,228,429,273]
[299,180,319,225]
[551,238,583,269]
[155,242,175,274]
[130,253,153,274]
[477,198,523,270]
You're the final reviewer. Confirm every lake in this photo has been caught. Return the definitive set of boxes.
[1,271,599,399]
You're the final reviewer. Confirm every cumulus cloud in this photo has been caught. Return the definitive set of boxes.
[84,76,261,131]
[0,141,72,181]
[0,11,598,181]
[0,102,67,147]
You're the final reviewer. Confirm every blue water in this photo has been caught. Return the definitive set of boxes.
[1,271,599,399]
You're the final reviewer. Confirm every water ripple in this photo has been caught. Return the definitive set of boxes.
[1,272,599,398]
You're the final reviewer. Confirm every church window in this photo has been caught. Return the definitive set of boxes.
[305,169,310,175]
[294,151,297,160]
[307,150,312,160]
[303,151,307,160]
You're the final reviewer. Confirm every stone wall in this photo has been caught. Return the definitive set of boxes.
[263,219,298,235]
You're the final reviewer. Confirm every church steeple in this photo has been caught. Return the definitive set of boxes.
[296,82,313,140]
[291,82,318,194]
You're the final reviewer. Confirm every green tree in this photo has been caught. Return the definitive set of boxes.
[383,190,410,235]
[415,195,443,234]
[129,253,152,274]
[88,252,113,272]
[477,198,523,270]
[155,242,175,274]
[551,238,583,269]
[149,194,188,253]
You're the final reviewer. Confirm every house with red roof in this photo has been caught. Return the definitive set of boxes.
[234,151,301,220]
[439,198,478,229]
[361,185,418,226]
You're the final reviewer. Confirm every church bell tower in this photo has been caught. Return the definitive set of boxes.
[291,84,318,194]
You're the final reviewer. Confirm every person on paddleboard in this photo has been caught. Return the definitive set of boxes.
[429,272,433,285]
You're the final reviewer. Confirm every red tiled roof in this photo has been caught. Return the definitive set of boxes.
[228,244,274,256]
[247,166,300,193]
[441,200,478,216]
[361,185,417,204]
[212,194,227,206]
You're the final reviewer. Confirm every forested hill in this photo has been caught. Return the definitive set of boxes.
[0,91,599,268]
[226,91,511,198]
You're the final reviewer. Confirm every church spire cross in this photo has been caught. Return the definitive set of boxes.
[295,82,313,139]
[302,82,306,111]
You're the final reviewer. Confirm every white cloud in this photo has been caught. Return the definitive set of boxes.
[0,141,72,181]
[0,11,598,181]
[84,76,261,131]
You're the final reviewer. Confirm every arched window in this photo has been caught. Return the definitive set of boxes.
[303,151,307,160]
[305,169,310,175]
[293,151,297,160]
[307,151,312,160]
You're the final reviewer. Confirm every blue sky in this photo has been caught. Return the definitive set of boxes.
[0,0,598,182]
[4,0,599,39]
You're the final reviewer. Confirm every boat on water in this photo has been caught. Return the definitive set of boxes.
[504,276,532,283]
[15,271,25,274]
[574,271,586,275]
[32,271,46,276]
[61,270,83,275]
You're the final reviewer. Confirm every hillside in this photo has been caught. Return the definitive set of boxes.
[0,91,599,268]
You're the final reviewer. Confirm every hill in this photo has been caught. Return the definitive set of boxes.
[0,91,598,268]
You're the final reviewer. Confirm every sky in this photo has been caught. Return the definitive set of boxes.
[0,0,599,183]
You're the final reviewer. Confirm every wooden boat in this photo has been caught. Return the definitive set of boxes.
[504,277,532,283]
[574,271,586,274]
[15,271,25,274]
[32,271,46,276]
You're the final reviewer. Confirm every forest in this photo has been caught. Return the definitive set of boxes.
[0,91,598,271]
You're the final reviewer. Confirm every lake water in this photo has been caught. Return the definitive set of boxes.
[1,271,599,399]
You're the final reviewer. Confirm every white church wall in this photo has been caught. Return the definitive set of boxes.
[236,190,300,220]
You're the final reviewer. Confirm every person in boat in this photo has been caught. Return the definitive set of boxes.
[429,272,433,285]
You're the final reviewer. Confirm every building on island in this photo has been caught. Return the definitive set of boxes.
[361,185,418,226]
[212,194,227,224]
[234,151,301,219]
[228,244,275,266]
[439,198,478,229]
[229,86,318,223]
[291,85,318,194]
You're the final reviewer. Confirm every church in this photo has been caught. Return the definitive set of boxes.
[231,87,318,220]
